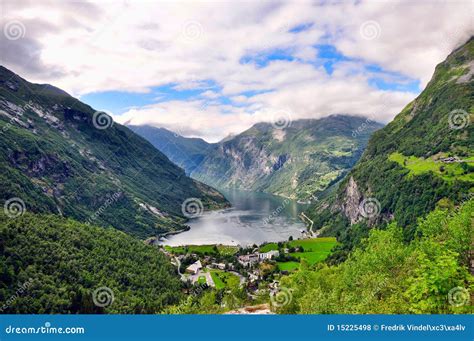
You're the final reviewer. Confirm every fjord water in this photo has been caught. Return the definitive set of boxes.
[161,189,308,246]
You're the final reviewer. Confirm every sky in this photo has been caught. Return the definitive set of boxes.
[1,0,473,142]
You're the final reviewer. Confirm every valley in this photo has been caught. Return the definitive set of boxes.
[0,35,472,316]
[160,189,308,246]
[130,115,383,201]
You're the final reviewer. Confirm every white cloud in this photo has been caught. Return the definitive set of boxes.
[1,0,472,141]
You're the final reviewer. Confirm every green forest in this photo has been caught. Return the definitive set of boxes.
[279,199,473,314]
[0,212,183,313]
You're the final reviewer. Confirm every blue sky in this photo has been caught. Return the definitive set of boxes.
[4,0,471,141]
[81,44,421,117]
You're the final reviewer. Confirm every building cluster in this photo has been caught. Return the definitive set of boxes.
[237,250,280,267]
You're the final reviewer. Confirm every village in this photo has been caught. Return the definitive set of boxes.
[160,236,337,296]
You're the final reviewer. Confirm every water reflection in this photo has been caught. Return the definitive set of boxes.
[161,189,308,246]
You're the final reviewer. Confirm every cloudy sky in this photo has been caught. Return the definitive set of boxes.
[1,0,472,141]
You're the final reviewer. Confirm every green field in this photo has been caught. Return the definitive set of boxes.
[164,244,239,255]
[261,237,337,272]
[210,270,240,289]
[277,262,300,271]
[197,276,207,285]
[259,243,278,253]
[389,152,474,182]
[291,251,333,265]
[260,237,337,253]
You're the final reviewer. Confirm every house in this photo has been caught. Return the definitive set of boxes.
[212,262,226,270]
[440,156,459,163]
[258,250,280,261]
[185,260,202,274]
[238,254,259,267]
[248,272,259,282]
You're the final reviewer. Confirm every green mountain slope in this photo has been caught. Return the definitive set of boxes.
[279,198,473,314]
[0,66,227,238]
[190,115,383,201]
[127,125,214,175]
[0,212,183,313]
[307,37,474,259]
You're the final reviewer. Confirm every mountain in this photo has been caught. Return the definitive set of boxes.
[127,125,214,175]
[0,212,183,313]
[307,37,474,260]
[189,115,383,201]
[0,66,227,239]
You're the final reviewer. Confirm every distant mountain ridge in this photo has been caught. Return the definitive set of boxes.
[127,125,214,175]
[0,66,227,238]
[191,115,383,200]
[132,116,383,201]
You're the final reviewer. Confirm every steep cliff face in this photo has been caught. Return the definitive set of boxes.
[0,66,228,238]
[341,177,362,224]
[307,37,474,253]
[190,115,383,200]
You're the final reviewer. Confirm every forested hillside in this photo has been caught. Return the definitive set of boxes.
[127,125,214,175]
[307,37,474,261]
[278,199,473,314]
[0,212,183,313]
[0,66,227,238]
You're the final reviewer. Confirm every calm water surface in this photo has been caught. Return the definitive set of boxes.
[161,189,308,246]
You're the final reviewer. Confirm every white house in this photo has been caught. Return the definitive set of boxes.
[258,250,280,260]
[185,260,202,274]
[238,254,259,267]
[212,262,226,270]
